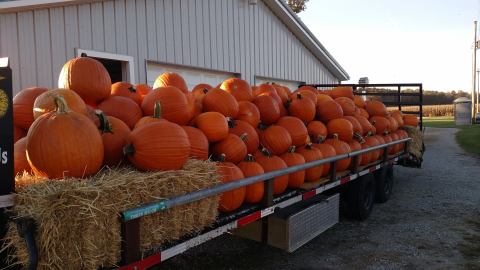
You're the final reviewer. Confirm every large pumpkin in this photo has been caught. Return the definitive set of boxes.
[256,149,289,195]
[277,116,308,147]
[330,86,354,100]
[111,82,142,105]
[360,140,372,165]
[13,87,48,130]
[237,101,261,127]
[403,114,419,127]
[324,137,351,172]
[192,86,210,104]
[98,115,131,166]
[217,161,246,212]
[369,116,390,135]
[364,136,380,162]
[260,125,292,155]
[98,96,142,129]
[365,100,388,117]
[256,84,282,104]
[14,126,26,144]
[228,119,259,154]
[33,88,87,120]
[220,78,253,102]
[316,100,343,122]
[237,154,265,204]
[203,88,239,118]
[293,90,317,104]
[353,96,366,108]
[14,138,31,176]
[343,116,364,142]
[135,102,166,128]
[391,110,404,127]
[312,143,336,176]
[272,83,289,104]
[26,96,104,178]
[316,94,333,105]
[253,95,280,125]
[327,118,354,142]
[136,84,152,101]
[192,83,213,93]
[280,146,306,188]
[307,121,328,143]
[335,97,356,116]
[296,144,323,182]
[181,126,209,160]
[212,134,248,164]
[153,72,188,94]
[387,116,399,132]
[355,115,376,136]
[287,93,316,123]
[348,140,362,169]
[58,56,111,104]
[194,112,229,142]
[124,121,190,170]
[142,86,192,125]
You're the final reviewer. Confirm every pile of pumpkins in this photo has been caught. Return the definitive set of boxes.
[12,56,418,213]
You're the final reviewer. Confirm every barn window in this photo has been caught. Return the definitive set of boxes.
[75,49,135,84]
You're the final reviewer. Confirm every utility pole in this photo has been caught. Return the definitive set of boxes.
[477,69,480,114]
[472,21,478,123]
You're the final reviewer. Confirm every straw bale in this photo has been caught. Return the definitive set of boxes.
[401,126,424,159]
[2,159,220,270]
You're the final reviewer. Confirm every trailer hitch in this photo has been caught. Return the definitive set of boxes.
[15,217,38,270]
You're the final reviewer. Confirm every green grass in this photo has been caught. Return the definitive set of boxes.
[423,116,456,128]
[456,125,480,156]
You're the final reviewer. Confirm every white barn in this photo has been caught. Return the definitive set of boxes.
[0,0,349,95]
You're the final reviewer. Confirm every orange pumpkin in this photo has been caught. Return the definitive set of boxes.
[403,114,419,127]
[369,116,390,135]
[260,125,292,155]
[203,88,239,118]
[124,121,190,170]
[237,154,265,204]
[33,88,87,120]
[14,126,26,144]
[194,112,229,142]
[153,72,188,94]
[365,100,388,117]
[353,96,366,108]
[98,96,142,129]
[186,92,203,122]
[181,126,209,160]
[294,90,317,104]
[383,134,395,155]
[192,85,210,103]
[327,118,354,142]
[256,84,282,104]
[142,86,192,125]
[316,100,343,122]
[297,85,317,93]
[277,116,308,147]
[348,140,362,169]
[237,101,261,128]
[253,94,280,125]
[335,97,356,116]
[216,160,246,212]
[330,86,354,100]
[287,93,316,123]
[391,110,404,127]
[343,116,364,142]
[364,136,380,162]
[13,87,48,130]
[387,116,399,132]
[98,115,131,166]
[296,144,324,182]
[14,138,31,176]
[280,146,306,188]
[355,115,376,136]
[390,132,401,154]
[316,94,333,106]
[256,148,289,195]
[312,143,336,176]
[396,129,409,151]
[324,137,351,172]
[26,96,104,178]
[272,83,289,104]
[111,82,142,105]
[135,102,166,128]
[58,56,111,104]
[307,121,328,143]
[374,135,386,157]
[212,134,248,164]
[220,78,253,102]
[357,107,370,118]
[135,84,152,101]
[360,140,372,165]
[228,119,260,154]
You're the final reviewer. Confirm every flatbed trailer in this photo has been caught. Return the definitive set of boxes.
[0,60,423,270]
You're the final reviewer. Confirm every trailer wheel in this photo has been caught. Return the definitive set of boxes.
[346,174,375,221]
[375,164,394,203]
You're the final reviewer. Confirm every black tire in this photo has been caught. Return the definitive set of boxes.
[375,164,394,203]
[345,174,376,221]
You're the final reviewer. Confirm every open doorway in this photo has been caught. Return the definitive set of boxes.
[75,49,135,84]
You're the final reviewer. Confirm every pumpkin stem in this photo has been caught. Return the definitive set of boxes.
[314,135,326,144]
[288,145,296,153]
[216,153,226,162]
[260,147,272,157]
[240,133,248,142]
[128,86,137,93]
[227,117,235,128]
[96,110,113,134]
[354,132,365,143]
[305,143,313,149]
[153,101,162,119]
[284,100,291,109]
[257,123,268,131]
[245,154,254,162]
[332,133,339,140]
[296,93,302,99]
[54,95,69,114]
[123,144,135,156]
[202,88,209,94]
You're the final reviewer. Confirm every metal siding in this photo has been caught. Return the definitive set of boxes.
[2,0,342,90]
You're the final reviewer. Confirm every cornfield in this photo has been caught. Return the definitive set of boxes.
[0,89,8,118]
[388,104,454,117]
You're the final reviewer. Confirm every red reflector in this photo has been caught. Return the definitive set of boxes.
[237,211,261,227]
[117,253,161,270]
[303,190,316,200]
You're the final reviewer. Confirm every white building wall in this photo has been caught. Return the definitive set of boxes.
[0,0,340,95]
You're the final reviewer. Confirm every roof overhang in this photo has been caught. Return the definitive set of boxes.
[0,0,100,13]
[264,0,349,81]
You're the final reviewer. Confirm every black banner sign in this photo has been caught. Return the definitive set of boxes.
[0,60,13,196]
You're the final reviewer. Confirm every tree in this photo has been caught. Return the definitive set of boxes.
[287,0,309,13]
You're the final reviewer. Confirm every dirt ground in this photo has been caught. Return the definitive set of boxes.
[159,127,480,270]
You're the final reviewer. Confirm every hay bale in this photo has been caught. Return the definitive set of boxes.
[401,126,424,159]
[2,159,221,270]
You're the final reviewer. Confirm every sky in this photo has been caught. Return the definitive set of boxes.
[298,0,480,92]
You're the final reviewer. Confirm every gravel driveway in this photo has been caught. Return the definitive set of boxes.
[160,127,480,270]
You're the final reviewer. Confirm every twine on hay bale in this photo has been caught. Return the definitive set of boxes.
[401,125,424,160]
[2,159,221,270]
